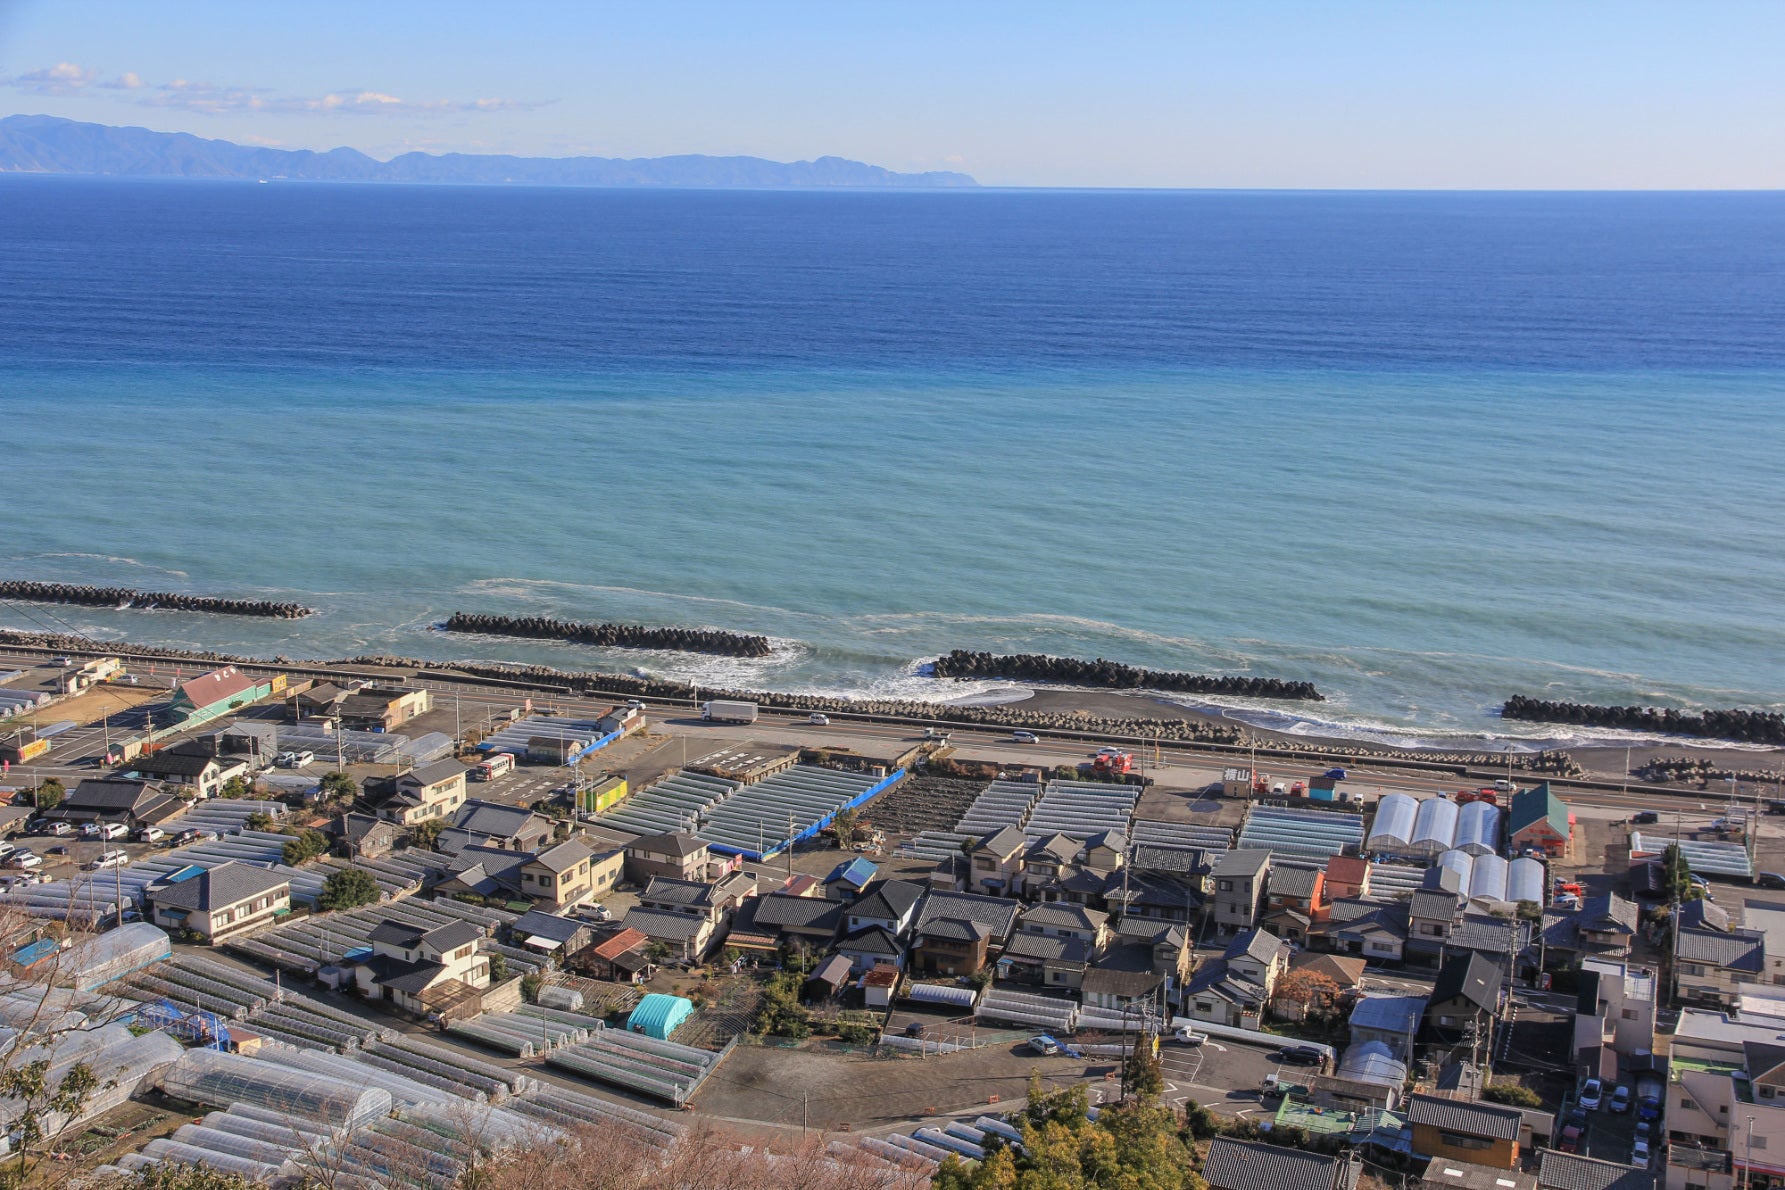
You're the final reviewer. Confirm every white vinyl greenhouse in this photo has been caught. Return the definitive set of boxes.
[1366,794,1419,851]
[1453,800,1503,857]
[1410,797,1459,854]
[1467,854,1510,903]
[1508,856,1545,904]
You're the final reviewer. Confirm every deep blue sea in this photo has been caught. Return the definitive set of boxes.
[2,177,1783,748]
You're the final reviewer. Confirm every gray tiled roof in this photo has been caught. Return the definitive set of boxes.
[1430,951,1502,1012]
[975,825,1028,856]
[1678,927,1765,972]
[1410,889,1462,922]
[1577,893,1639,936]
[1537,1151,1658,1190]
[623,906,708,941]
[914,891,1019,938]
[148,861,288,912]
[1449,913,1529,955]
[628,832,707,858]
[531,838,594,873]
[1002,932,1090,965]
[512,910,586,944]
[749,894,843,933]
[849,879,925,922]
[640,878,717,909]
[403,760,467,788]
[1406,1092,1522,1140]
[1203,1138,1348,1190]
[1025,833,1082,864]
[1226,927,1288,967]
[838,926,901,956]
[1213,849,1272,878]
[1269,865,1322,900]
[1019,902,1107,933]
[452,800,543,838]
[1129,844,1206,875]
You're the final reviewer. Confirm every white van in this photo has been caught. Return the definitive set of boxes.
[1012,730,1039,744]
[89,849,130,871]
[98,822,129,841]
[809,713,830,726]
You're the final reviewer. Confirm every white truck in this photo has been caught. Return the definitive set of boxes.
[702,700,759,725]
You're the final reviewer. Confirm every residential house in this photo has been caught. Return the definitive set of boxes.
[1262,863,1326,944]
[292,683,351,718]
[1676,927,1766,1007]
[518,839,606,912]
[1000,903,1110,989]
[1115,917,1195,1003]
[572,927,654,983]
[1185,959,1271,1029]
[1083,831,1125,872]
[743,892,845,954]
[1348,994,1429,1063]
[332,812,404,860]
[1325,897,1410,962]
[440,800,554,854]
[355,918,491,1017]
[845,879,925,938]
[1324,855,1371,901]
[144,861,290,943]
[1211,849,1271,934]
[1573,894,1641,958]
[837,926,905,973]
[510,909,595,959]
[1406,1093,1523,1168]
[969,826,1028,897]
[823,857,878,902]
[1225,927,1291,994]
[1409,883,1466,954]
[624,873,757,962]
[125,743,249,799]
[1023,833,1085,895]
[436,845,533,904]
[1104,869,1202,925]
[380,760,470,826]
[1573,958,1658,1068]
[1128,844,1208,885]
[909,890,1020,976]
[1081,959,1166,1014]
[46,778,184,830]
[624,832,710,883]
[1538,1152,1658,1190]
[1508,783,1572,858]
[339,684,431,731]
[1202,1138,1361,1190]
[1425,951,1504,1048]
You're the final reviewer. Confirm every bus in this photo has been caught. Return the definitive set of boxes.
[472,753,516,781]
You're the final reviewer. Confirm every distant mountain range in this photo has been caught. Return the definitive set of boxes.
[0,114,978,189]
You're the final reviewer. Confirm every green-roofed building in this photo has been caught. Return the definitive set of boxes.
[1509,782,1572,858]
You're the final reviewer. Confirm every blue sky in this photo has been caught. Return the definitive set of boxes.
[1,1,1781,188]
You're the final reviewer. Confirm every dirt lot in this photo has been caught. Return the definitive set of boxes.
[695,1036,1116,1130]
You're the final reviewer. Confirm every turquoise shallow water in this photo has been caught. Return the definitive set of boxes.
[1,179,1783,745]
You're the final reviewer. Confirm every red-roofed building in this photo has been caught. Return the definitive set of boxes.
[571,927,654,983]
[1325,855,1371,904]
[860,965,901,1009]
[170,666,276,724]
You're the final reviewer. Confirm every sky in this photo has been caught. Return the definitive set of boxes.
[1,1,1781,189]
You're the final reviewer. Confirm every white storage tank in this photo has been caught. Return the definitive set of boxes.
[1411,797,1460,853]
[1454,799,1504,857]
[1368,794,1419,849]
[1507,856,1545,905]
[1468,854,1510,903]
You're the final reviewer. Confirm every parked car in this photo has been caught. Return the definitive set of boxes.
[1173,1026,1209,1046]
[1610,1085,1632,1113]
[1554,893,1582,910]
[1580,1078,1605,1111]
[1636,1121,1652,1143]
[46,845,69,856]
[1028,1035,1063,1056]
[79,822,103,839]
[1559,1117,1586,1153]
[1638,1095,1662,1122]
[1012,730,1039,744]
[134,826,165,844]
[87,849,129,871]
[808,713,830,726]
[1633,811,1659,824]
[0,842,15,860]
[1758,872,1785,890]
[1274,1045,1325,1066]
[39,821,72,837]
[6,852,43,870]
[1633,1137,1651,1163]
[98,821,129,841]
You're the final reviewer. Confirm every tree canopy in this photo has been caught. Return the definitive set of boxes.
[317,867,380,910]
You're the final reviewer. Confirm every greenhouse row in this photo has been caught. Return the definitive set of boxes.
[228,894,522,975]
[1237,804,1366,860]
[1022,780,1139,843]
[696,765,895,860]
[1367,794,1506,858]
[592,769,737,837]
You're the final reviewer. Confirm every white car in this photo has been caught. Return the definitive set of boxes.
[809,713,830,726]
[1633,1138,1651,1164]
[1173,1026,1209,1046]
[98,822,129,841]
[88,849,129,871]
[7,852,43,870]
[1579,1078,1605,1110]
[1012,730,1039,744]
[0,842,15,860]
[79,822,103,839]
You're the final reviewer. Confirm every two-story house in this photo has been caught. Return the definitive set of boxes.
[144,861,290,943]
[380,760,470,826]
[624,832,710,883]
[623,872,759,961]
[126,742,250,800]
[1324,855,1371,901]
[999,902,1111,989]
[1348,994,1429,1063]
[1408,880,1465,955]
[909,890,1020,976]
[518,838,614,912]
[835,879,926,972]
[1677,927,1766,1007]
[356,918,491,1016]
[1425,951,1504,1047]
[1406,1093,1523,1168]
[969,827,1029,897]
[1263,864,1329,942]
[1211,849,1271,934]
[439,800,555,854]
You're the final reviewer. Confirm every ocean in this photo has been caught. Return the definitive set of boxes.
[2,176,1782,749]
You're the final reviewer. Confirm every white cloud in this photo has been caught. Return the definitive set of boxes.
[2,62,96,94]
[2,63,547,116]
